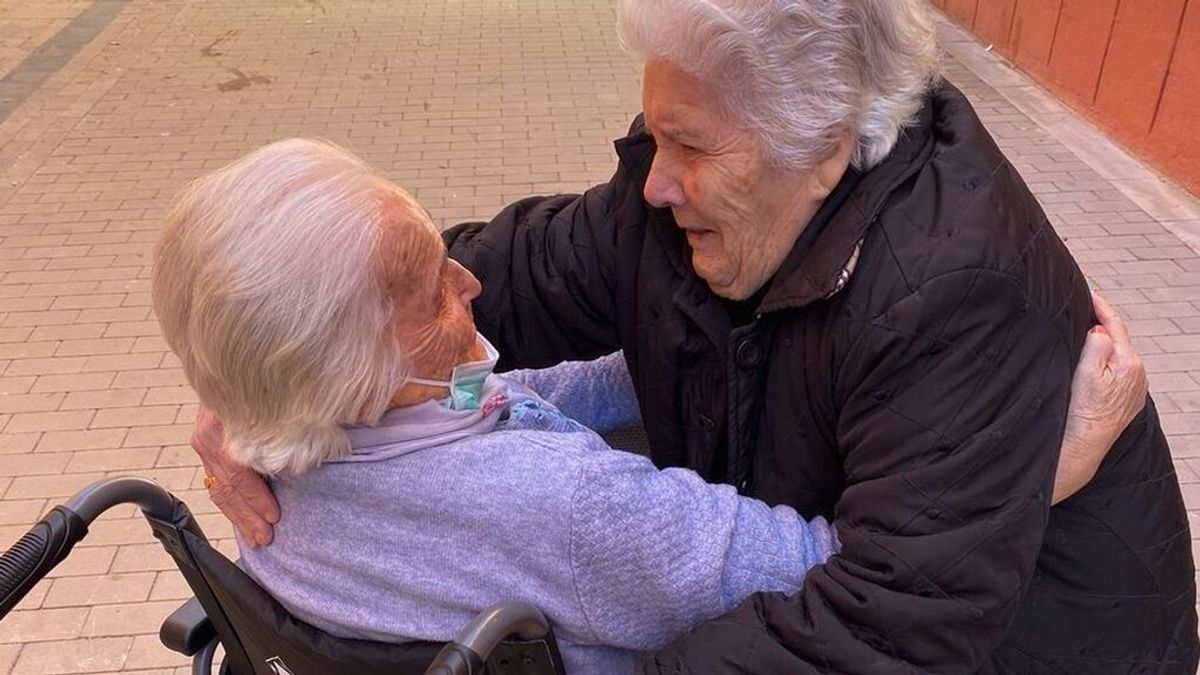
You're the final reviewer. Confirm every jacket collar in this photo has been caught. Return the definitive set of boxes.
[613,81,953,318]
[758,86,940,314]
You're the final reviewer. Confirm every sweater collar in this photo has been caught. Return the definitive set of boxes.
[335,375,510,463]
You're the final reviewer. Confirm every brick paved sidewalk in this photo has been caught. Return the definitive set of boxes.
[0,2,1197,673]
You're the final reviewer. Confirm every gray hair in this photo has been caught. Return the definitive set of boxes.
[152,139,407,475]
[617,0,940,171]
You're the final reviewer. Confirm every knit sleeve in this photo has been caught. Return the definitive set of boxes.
[567,446,837,651]
[504,351,641,432]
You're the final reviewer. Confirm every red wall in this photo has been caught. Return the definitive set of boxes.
[933,0,1200,196]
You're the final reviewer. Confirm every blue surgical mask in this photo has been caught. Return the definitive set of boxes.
[408,333,500,410]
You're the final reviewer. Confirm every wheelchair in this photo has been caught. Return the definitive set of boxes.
[0,477,567,675]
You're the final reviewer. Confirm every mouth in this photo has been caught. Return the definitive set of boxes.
[679,225,718,247]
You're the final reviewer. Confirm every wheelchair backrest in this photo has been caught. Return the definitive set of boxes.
[145,507,566,675]
[147,511,443,674]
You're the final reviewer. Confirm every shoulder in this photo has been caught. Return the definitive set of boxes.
[845,87,1082,324]
[299,427,616,511]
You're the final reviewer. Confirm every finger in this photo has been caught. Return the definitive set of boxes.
[209,484,272,546]
[1091,291,1133,355]
[205,458,279,542]
[236,473,282,524]
[223,464,281,524]
[1091,289,1115,321]
[1077,326,1115,375]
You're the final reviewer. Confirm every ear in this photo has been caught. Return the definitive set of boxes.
[810,133,855,200]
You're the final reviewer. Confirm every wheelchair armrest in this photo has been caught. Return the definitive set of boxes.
[160,596,216,656]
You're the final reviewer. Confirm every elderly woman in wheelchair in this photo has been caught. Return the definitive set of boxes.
[147,139,1123,674]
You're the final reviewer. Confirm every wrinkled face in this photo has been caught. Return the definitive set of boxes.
[377,187,484,380]
[642,60,839,300]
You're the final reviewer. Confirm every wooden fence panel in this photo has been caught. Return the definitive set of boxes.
[1094,0,1188,137]
[974,0,1018,51]
[1147,0,1200,188]
[944,0,980,27]
[941,0,1200,195]
[1010,0,1064,77]
[1046,0,1119,106]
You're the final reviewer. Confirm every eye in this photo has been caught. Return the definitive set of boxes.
[675,139,707,158]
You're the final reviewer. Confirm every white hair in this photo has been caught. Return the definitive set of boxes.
[617,0,940,171]
[153,139,408,475]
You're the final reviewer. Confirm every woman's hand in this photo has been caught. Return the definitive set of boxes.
[1051,292,1149,504]
[191,406,280,546]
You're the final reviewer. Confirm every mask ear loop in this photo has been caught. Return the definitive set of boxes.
[406,377,451,389]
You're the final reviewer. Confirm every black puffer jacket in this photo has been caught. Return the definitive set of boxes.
[444,83,1197,674]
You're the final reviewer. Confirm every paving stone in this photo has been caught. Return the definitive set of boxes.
[29,372,115,393]
[0,452,70,477]
[0,608,90,644]
[141,387,193,406]
[1153,372,1200,394]
[121,634,187,671]
[89,405,178,429]
[109,544,176,574]
[1172,435,1200,460]
[121,425,189,449]
[36,428,126,453]
[44,545,117,579]
[0,432,38,454]
[5,471,104,500]
[0,498,47,526]
[0,644,20,675]
[58,388,146,411]
[146,572,191,603]
[43,573,155,609]
[10,636,131,675]
[0,392,62,414]
[64,447,158,473]
[81,601,182,639]
[5,409,93,433]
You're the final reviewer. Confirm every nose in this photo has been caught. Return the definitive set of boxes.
[644,154,686,208]
[450,259,482,303]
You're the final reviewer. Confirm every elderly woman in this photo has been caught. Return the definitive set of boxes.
[192,0,1197,672]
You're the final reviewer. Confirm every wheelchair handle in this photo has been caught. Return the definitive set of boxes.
[424,601,552,675]
[0,477,179,619]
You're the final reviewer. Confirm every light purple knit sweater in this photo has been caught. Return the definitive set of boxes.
[237,353,837,674]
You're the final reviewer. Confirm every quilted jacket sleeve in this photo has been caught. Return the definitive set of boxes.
[641,268,1080,674]
[442,180,625,372]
